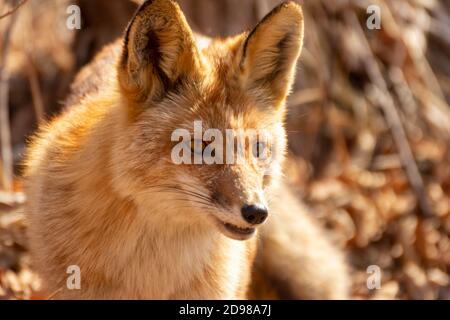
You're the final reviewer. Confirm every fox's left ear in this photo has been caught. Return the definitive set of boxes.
[239,2,304,105]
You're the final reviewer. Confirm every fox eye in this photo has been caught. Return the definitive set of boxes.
[252,140,271,160]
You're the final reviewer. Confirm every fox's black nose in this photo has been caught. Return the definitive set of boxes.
[241,204,268,225]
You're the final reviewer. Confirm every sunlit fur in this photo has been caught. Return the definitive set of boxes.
[24,0,349,299]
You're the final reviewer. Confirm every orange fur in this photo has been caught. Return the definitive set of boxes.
[24,0,349,299]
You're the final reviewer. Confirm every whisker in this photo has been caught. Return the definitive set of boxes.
[163,187,212,202]
[143,183,211,201]
[173,199,215,209]
[134,183,219,213]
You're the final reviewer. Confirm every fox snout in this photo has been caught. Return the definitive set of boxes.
[209,167,268,226]
[212,187,268,225]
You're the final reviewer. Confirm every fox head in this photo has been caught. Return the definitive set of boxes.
[113,0,304,240]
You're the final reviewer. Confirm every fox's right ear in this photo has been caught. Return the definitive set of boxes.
[118,0,200,103]
[238,1,304,106]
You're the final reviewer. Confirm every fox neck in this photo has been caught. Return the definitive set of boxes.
[132,207,251,299]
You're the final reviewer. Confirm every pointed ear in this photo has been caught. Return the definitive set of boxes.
[239,2,304,105]
[118,0,200,103]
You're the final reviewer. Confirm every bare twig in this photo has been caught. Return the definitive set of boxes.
[27,56,45,123]
[0,0,28,20]
[347,12,434,219]
[289,88,325,106]
[0,190,25,206]
[0,4,18,192]
[46,288,63,300]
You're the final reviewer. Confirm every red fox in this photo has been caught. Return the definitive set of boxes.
[23,0,349,299]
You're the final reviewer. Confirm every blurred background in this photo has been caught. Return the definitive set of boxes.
[0,0,449,299]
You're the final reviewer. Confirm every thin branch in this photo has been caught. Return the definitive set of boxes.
[0,190,25,206]
[347,12,434,219]
[0,6,18,192]
[0,0,28,20]
[27,56,45,123]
